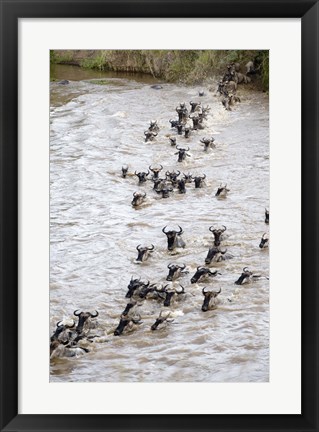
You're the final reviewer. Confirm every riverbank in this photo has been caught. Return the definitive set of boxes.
[50,50,269,91]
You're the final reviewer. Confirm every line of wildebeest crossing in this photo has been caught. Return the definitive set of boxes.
[50,60,269,360]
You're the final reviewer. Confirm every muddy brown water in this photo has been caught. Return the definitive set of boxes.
[50,65,269,382]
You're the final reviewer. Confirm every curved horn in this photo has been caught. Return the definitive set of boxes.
[202,287,209,295]
[186,147,190,151]
[73,310,81,316]
[158,165,163,171]
[243,267,249,272]
[56,321,63,327]
[197,265,205,271]
[179,263,186,270]
[136,244,141,251]
[162,226,168,234]
[176,145,181,150]
[221,248,227,254]
[148,244,155,251]
[176,170,181,176]
[216,288,222,295]
[167,263,174,269]
[134,170,138,176]
[209,226,215,232]
[177,225,183,235]
[133,192,138,197]
[90,310,99,318]
[222,225,227,232]
[149,165,153,171]
[201,174,206,180]
[144,131,149,136]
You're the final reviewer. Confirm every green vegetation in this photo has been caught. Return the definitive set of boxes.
[50,49,269,91]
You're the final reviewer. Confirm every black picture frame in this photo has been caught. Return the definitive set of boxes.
[1,1,318,431]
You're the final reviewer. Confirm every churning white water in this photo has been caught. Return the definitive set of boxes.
[50,69,269,382]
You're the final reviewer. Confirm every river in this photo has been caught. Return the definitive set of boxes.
[50,64,269,382]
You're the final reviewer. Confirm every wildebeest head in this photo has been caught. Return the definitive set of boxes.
[176,103,188,123]
[156,284,185,307]
[189,113,201,130]
[144,131,158,142]
[166,263,187,281]
[50,320,75,343]
[205,246,227,264]
[175,145,190,163]
[138,283,157,299]
[183,173,193,184]
[215,184,230,197]
[193,174,206,188]
[265,208,269,224]
[73,310,99,334]
[201,287,221,311]
[191,266,220,284]
[199,90,205,97]
[125,277,145,298]
[259,233,269,249]
[190,101,200,113]
[156,185,173,198]
[131,192,146,207]
[162,225,185,251]
[114,313,142,336]
[184,127,191,138]
[135,170,150,183]
[234,267,253,285]
[165,170,181,185]
[169,136,177,146]
[151,310,174,331]
[176,124,184,135]
[121,165,128,178]
[149,165,163,179]
[136,244,155,262]
[200,137,215,151]
[149,120,159,132]
[209,225,227,246]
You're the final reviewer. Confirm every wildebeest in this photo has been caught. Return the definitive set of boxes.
[193,174,206,188]
[205,246,228,264]
[148,120,159,132]
[200,137,215,151]
[176,102,189,123]
[175,145,191,162]
[265,208,269,224]
[121,165,128,178]
[125,277,148,298]
[191,267,220,284]
[155,185,173,198]
[169,136,177,146]
[165,170,181,186]
[184,127,191,138]
[166,263,188,281]
[156,284,185,307]
[50,320,75,344]
[149,165,163,179]
[189,113,204,130]
[50,340,89,359]
[189,101,201,113]
[162,225,185,251]
[177,178,186,194]
[144,130,158,142]
[135,170,150,184]
[209,225,227,246]
[113,312,143,336]
[201,287,221,312]
[135,244,155,262]
[73,310,99,335]
[169,119,179,129]
[151,310,174,331]
[234,267,268,285]
[183,173,193,184]
[131,192,146,207]
[215,184,230,197]
[259,233,269,249]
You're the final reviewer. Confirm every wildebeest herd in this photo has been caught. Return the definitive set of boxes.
[50,60,269,360]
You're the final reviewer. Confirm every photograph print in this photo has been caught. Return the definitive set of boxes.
[49,50,269,383]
